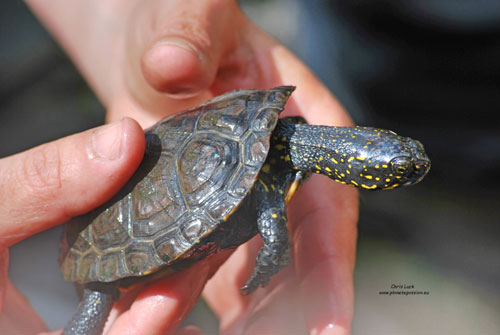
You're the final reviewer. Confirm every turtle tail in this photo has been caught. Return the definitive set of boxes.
[62,284,118,335]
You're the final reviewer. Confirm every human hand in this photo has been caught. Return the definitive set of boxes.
[0,119,146,334]
[27,0,359,334]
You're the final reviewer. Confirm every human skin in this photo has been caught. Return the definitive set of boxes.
[1,0,359,334]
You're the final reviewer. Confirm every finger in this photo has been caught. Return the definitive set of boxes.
[289,177,358,335]
[129,0,242,96]
[106,261,211,335]
[0,118,145,248]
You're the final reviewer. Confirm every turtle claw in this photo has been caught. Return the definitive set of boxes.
[240,275,270,295]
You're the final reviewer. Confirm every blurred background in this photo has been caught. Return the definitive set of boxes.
[2,0,500,334]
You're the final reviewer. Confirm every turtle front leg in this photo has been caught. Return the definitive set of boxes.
[241,205,290,294]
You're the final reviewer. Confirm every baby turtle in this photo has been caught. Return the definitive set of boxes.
[59,86,430,334]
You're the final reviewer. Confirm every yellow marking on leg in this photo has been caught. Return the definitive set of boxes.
[258,179,269,192]
[361,184,378,190]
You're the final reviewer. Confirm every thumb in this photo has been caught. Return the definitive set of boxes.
[0,118,145,249]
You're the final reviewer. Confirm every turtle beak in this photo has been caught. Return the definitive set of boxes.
[414,159,431,183]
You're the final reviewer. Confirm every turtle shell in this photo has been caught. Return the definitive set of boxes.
[59,86,295,284]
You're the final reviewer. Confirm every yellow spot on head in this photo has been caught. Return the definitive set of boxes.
[356,156,365,161]
[346,170,351,174]
[361,184,378,190]
[351,180,359,186]
[271,213,278,219]
[364,175,373,180]
[325,167,332,172]
[382,164,388,169]
[331,158,339,164]
[275,144,284,150]
[315,164,321,170]
[385,178,391,182]
[375,165,380,169]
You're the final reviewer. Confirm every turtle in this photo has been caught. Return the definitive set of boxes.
[59,86,430,335]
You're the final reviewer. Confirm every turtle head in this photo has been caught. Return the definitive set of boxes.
[338,127,431,190]
[286,124,431,190]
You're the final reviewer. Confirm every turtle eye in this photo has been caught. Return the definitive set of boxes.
[390,156,413,176]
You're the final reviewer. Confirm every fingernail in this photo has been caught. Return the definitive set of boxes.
[156,37,203,61]
[301,260,353,335]
[91,120,123,160]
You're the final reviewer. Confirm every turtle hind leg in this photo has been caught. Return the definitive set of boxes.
[241,205,290,295]
[62,284,118,335]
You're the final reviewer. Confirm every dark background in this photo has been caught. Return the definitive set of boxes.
[3,0,500,333]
